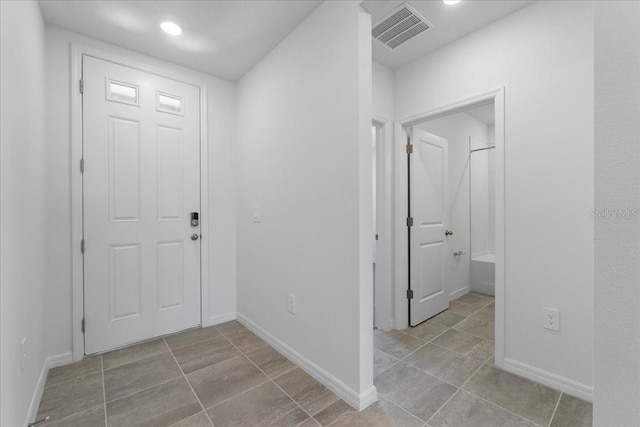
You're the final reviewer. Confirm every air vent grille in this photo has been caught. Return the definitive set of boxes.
[372,3,432,50]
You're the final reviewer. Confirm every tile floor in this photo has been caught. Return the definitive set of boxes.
[37,292,592,426]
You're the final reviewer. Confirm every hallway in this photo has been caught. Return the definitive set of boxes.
[37,292,592,426]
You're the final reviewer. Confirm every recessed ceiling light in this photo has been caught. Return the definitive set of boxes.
[161,22,182,36]
[443,0,461,5]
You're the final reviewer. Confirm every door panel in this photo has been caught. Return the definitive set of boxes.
[409,127,450,326]
[83,55,201,354]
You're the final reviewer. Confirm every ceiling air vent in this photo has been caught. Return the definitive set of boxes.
[372,3,432,50]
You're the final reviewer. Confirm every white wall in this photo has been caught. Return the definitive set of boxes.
[395,1,594,394]
[0,1,48,425]
[236,1,374,406]
[594,1,640,424]
[418,113,490,296]
[44,25,237,358]
[373,61,394,120]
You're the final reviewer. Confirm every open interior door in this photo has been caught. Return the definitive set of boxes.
[408,127,450,326]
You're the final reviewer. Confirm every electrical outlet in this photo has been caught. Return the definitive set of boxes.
[287,293,296,314]
[543,307,560,331]
[252,207,261,223]
[20,338,27,371]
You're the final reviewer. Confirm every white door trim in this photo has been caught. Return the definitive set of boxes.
[70,43,210,362]
[394,87,506,367]
[372,115,394,331]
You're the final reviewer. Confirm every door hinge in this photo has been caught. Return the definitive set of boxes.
[80,158,84,173]
[406,144,413,154]
[407,289,414,300]
[81,318,85,333]
[80,239,85,253]
[407,217,413,227]
[375,234,379,241]
[79,79,84,94]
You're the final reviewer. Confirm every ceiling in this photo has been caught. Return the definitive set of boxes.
[39,0,322,81]
[39,0,535,81]
[362,0,535,70]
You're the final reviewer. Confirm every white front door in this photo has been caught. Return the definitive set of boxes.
[408,127,450,326]
[83,56,201,354]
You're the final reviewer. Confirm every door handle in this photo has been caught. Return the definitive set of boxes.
[190,234,199,241]
[445,230,453,236]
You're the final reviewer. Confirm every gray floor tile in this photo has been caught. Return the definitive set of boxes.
[471,303,495,323]
[215,320,246,336]
[104,352,182,402]
[438,356,484,387]
[453,317,495,341]
[448,300,481,317]
[45,356,102,387]
[274,368,339,416]
[102,339,168,370]
[297,418,321,426]
[427,310,466,328]
[373,330,425,359]
[431,329,494,361]
[207,381,308,427]
[374,362,456,421]
[165,327,222,351]
[429,390,537,427]
[41,404,105,427]
[245,345,296,379]
[549,394,593,427]
[315,396,423,427]
[463,364,560,425]
[374,348,398,377]
[225,328,268,353]
[404,343,462,378]
[186,354,269,409]
[402,322,449,341]
[172,336,240,374]
[106,377,200,427]
[37,372,104,421]
[455,293,493,310]
[169,412,212,426]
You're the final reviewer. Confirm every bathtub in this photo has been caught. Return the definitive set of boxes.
[470,253,495,296]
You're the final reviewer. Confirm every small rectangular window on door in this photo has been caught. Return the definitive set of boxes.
[106,79,139,106]
[157,92,184,116]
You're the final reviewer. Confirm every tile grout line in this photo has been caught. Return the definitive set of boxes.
[419,298,547,427]
[163,337,215,427]
[547,392,563,427]
[424,349,496,426]
[454,350,549,426]
[214,324,320,423]
[378,393,430,426]
[100,356,109,427]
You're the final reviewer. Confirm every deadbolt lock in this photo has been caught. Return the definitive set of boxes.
[445,230,454,236]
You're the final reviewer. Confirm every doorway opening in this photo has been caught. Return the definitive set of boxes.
[372,93,504,423]
[404,100,497,331]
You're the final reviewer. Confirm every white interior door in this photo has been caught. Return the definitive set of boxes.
[409,127,450,326]
[83,56,201,354]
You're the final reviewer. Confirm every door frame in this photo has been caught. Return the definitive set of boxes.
[70,44,210,362]
[394,87,506,367]
[372,116,394,331]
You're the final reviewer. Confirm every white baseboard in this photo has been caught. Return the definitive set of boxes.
[25,352,74,426]
[502,357,593,402]
[236,313,377,411]
[449,286,470,301]
[203,312,236,328]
